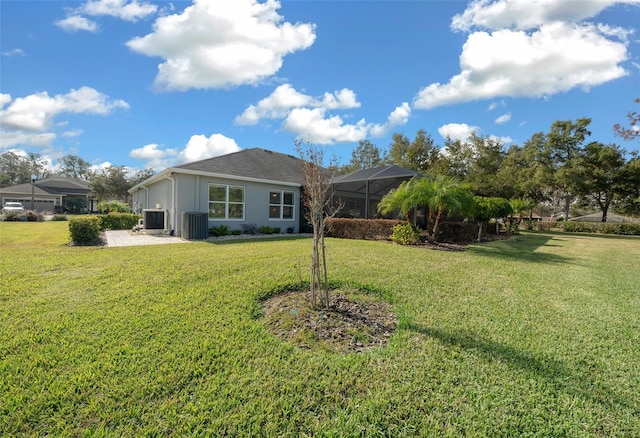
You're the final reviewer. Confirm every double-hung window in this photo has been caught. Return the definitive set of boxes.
[209,184,244,220]
[269,190,294,220]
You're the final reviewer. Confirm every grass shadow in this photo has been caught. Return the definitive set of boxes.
[406,323,632,413]
[468,234,574,264]
[206,234,312,245]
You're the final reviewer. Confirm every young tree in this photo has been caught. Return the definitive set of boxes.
[473,197,512,241]
[296,141,339,309]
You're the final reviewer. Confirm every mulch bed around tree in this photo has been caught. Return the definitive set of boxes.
[261,289,397,354]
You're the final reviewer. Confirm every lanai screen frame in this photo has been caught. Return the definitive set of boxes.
[330,165,418,219]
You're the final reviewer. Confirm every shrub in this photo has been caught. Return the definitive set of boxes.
[99,213,141,231]
[69,216,101,243]
[325,218,405,240]
[560,221,640,235]
[2,211,22,222]
[241,223,259,235]
[259,226,280,234]
[391,223,421,245]
[97,201,131,213]
[209,224,230,237]
[51,214,68,221]
[436,222,479,243]
[230,229,242,236]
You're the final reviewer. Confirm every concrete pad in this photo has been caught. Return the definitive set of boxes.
[105,230,190,247]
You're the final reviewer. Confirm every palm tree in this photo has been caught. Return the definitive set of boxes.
[378,176,475,241]
[377,179,419,231]
[423,176,475,241]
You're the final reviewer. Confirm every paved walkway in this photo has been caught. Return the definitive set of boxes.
[105,230,190,247]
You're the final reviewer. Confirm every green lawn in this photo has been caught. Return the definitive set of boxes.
[1,222,639,436]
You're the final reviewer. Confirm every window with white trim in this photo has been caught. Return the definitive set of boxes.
[269,190,294,220]
[209,184,244,220]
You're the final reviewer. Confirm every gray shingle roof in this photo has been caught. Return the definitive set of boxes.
[175,148,306,185]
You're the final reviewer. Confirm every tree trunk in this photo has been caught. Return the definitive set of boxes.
[563,194,571,221]
[477,221,483,242]
[431,209,444,242]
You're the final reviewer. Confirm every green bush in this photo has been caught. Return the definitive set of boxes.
[391,223,421,245]
[560,221,640,235]
[69,217,101,243]
[325,218,405,240]
[230,229,242,236]
[241,223,258,235]
[51,215,68,221]
[2,211,23,222]
[97,201,131,213]
[258,226,280,234]
[99,213,141,231]
[209,224,230,237]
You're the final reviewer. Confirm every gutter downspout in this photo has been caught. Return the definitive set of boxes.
[165,173,176,234]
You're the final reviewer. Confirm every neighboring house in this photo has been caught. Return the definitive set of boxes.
[570,212,639,223]
[0,177,95,213]
[129,148,306,237]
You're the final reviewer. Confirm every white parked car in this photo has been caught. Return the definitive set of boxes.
[2,202,25,214]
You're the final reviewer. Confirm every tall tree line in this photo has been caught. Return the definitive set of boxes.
[343,117,640,220]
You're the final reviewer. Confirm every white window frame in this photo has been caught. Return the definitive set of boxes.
[209,184,245,220]
[269,189,295,221]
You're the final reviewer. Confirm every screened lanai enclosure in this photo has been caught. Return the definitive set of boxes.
[331,165,418,219]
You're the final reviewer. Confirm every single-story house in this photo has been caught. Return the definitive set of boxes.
[0,177,95,213]
[129,148,307,238]
[570,212,639,223]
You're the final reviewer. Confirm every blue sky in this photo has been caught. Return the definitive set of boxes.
[1,0,639,174]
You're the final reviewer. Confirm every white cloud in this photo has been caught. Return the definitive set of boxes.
[55,0,157,33]
[0,131,57,150]
[235,84,360,125]
[487,100,505,110]
[438,123,480,142]
[283,108,369,144]
[237,84,409,144]
[488,134,513,144]
[80,0,158,22]
[179,133,241,163]
[62,129,83,138]
[0,87,129,131]
[55,15,99,33]
[129,134,241,168]
[129,143,178,169]
[2,48,26,57]
[369,102,412,137]
[127,0,316,91]
[495,112,511,124]
[450,0,633,32]
[413,22,628,109]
